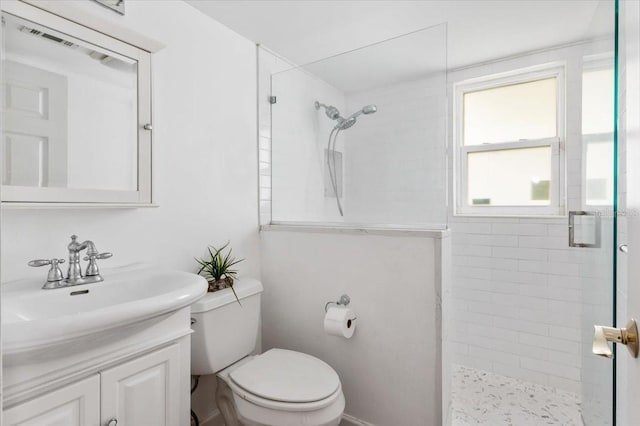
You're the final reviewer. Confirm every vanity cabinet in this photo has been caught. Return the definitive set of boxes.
[3,306,193,426]
[4,343,182,426]
[101,343,181,426]
[4,375,100,426]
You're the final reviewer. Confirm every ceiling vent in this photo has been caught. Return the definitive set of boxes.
[19,25,77,48]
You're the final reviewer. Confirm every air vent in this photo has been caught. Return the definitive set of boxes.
[19,25,77,48]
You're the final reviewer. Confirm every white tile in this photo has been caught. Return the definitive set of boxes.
[490,235,519,247]
[468,323,519,342]
[452,223,493,234]
[548,325,582,342]
[519,236,568,249]
[453,244,492,257]
[520,357,581,381]
[519,333,580,355]
[494,318,549,336]
[469,346,520,366]
[491,223,547,235]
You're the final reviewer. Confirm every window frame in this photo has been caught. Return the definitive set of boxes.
[453,63,566,216]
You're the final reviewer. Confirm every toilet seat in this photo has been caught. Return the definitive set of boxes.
[216,349,345,426]
[225,349,342,412]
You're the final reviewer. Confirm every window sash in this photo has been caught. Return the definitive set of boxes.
[459,138,561,214]
[454,64,566,216]
[582,132,615,207]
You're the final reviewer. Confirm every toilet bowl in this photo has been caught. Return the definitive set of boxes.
[190,279,345,426]
[215,349,345,426]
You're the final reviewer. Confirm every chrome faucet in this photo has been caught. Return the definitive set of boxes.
[29,235,112,289]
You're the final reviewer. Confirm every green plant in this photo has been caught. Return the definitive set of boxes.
[195,241,244,304]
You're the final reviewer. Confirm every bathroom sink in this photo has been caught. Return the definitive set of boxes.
[2,263,207,359]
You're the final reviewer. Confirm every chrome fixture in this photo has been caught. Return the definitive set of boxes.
[29,235,112,289]
[592,319,639,359]
[315,100,377,215]
[315,101,377,131]
[324,294,351,312]
[568,211,601,248]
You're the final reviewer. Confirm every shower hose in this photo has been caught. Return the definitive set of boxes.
[327,127,344,216]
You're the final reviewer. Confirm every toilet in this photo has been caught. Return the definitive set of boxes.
[191,278,345,426]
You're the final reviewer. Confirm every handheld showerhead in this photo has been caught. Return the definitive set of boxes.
[362,104,377,115]
[341,104,378,124]
[315,100,377,130]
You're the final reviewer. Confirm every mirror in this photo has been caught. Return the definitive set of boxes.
[1,2,152,205]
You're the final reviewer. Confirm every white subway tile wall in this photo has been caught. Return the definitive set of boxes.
[344,76,448,226]
[448,43,614,395]
[448,215,610,394]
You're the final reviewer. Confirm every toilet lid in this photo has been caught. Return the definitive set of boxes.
[229,349,340,403]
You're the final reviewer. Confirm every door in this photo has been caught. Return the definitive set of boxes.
[2,60,68,187]
[3,375,100,426]
[575,1,619,425]
[100,343,181,426]
[617,0,640,424]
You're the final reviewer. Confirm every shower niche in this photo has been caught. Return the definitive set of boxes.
[324,149,343,199]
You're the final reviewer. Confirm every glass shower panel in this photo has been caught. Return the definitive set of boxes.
[579,1,617,425]
[270,24,447,228]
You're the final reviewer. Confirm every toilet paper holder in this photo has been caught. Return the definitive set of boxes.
[324,294,352,312]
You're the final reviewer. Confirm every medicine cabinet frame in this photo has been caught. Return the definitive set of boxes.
[1,1,153,207]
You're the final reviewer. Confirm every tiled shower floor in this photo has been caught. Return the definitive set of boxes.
[450,365,583,426]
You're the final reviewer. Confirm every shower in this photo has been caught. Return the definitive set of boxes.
[315,100,377,215]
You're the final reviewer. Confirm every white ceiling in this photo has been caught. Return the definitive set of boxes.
[185,0,604,70]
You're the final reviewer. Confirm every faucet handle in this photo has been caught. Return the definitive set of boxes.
[29,259,55,267]
[83,252,112,277]
[28,258,66,285]
[29,258,65,267]
[83,252,112,261]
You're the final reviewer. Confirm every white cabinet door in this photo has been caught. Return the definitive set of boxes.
[100,343,181,426]
[3,375,100,426]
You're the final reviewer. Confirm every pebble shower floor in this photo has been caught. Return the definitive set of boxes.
[449,365,582,425]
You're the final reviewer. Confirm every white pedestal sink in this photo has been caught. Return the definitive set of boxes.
[2,263,207,424]
[3,263,207,360]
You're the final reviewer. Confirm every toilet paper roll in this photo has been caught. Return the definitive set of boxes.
[324,306,356,338]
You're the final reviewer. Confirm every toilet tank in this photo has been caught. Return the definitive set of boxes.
[191,278,263,375]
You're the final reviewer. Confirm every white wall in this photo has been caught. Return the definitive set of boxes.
[447,43,614,395]
[260,228,446,426]
[1,1,260,421]
[344,76,447,227]
[267,50,347,223]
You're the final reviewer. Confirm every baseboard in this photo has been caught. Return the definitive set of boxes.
[199,409,223,426]
[200,410,373,426]
[341,413,376,426]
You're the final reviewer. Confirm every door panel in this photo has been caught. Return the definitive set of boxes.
[2,60,68,187]
[3,375,100,426]
[101,344,181,426]
[618,1,640,424]
[578,1,617,425]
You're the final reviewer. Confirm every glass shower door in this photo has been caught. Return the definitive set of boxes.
[576,1,617,424]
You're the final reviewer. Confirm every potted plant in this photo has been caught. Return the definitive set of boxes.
[195,241,244,304]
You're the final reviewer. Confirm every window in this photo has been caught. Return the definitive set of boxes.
[582,62,614,206]
[454,65,565,215]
